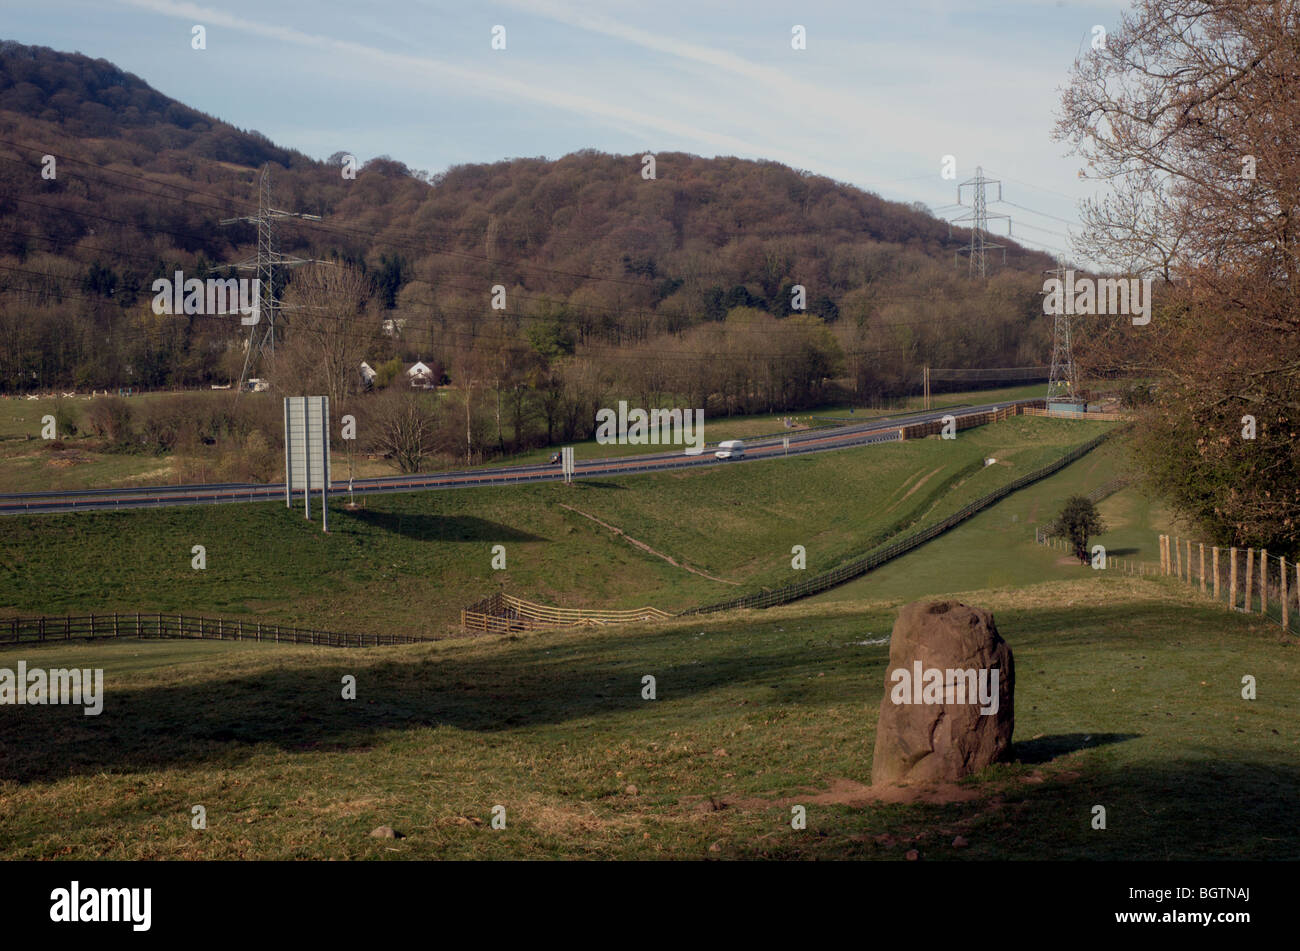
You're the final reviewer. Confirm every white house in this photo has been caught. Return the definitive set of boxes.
[407,361,434,387]
[359,361,377,387]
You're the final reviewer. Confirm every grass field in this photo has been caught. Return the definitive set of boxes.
[2,575,1295,860]
[814,436,1174,604]
[0,391,225,494]
[0,416,1111,634]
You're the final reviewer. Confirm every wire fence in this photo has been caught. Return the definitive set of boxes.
[1033,528,1300,637]
[1035,532,1160,576]
[1157,535,1300,635]
[0,613,428,648]
[1086,475,1133,503]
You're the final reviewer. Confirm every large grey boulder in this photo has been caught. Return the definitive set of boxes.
[871,600,1014,785]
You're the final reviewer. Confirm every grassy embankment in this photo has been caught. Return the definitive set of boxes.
[0,416,1110,634]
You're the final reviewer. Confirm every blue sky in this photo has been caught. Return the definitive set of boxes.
[5,0,1128,262]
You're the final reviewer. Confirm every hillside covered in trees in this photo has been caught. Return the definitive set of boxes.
[0,40,1055,445]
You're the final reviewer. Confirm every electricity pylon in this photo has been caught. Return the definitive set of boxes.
[1044,257,1077,405]
[951,166,1010,277]
[220,164,322,392]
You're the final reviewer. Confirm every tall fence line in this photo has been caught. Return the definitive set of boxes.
[681,427,1118,616]
[0,612,428,648]
[1156,534,1300,634]
[1086,475,1133,503]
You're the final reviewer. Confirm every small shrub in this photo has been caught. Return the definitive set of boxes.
[52,401,79,438]
[86,397,134,447]
[1046,495,1107,564]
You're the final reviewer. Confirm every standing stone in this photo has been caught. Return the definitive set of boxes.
[871,600,1014,785]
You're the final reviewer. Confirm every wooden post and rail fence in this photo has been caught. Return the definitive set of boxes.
[0,612,426,648]
[460,593,672,634]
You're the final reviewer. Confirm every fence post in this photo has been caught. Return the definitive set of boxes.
[1260,549,1268,616]
[1245,549,1254,613]
[1199,544,1206,592]
[1212,548,1220,601]
[1230,548,1238,609]
[1175,536,1182,579]
[1282,557,1289,631]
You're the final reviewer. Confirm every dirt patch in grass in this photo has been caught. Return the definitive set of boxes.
[886,466,944,515]
[712,762,1089,815]
[46,451,94,467]
[700,777,983,812]
[558,502,740,585]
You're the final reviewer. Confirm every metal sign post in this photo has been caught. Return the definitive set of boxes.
[302,403,311,521]
[283,399,292,508]
[284,396,331,532]
[320,403,329,532]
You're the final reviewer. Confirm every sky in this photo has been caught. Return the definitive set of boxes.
[4,0,1130,263]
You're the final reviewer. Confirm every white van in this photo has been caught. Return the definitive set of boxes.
[715,439,745,460]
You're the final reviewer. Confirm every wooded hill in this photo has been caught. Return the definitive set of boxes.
[0,39,1055,409]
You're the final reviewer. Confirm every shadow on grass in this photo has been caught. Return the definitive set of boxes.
[341,510,545,543]
[722,758,1300,860]
[0,627,861,784]
[1014,732,1139,764]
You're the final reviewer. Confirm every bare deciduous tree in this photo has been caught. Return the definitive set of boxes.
[270,263,376,413]
[1056,0,1300,548]
[364,387,440,473]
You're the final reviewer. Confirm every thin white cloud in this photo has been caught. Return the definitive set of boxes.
[488,0,1084,200]
[117,0,872,182]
